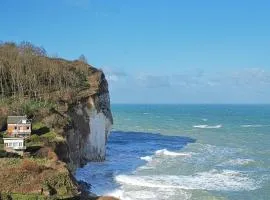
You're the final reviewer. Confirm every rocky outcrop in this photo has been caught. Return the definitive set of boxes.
[63,71,113,169]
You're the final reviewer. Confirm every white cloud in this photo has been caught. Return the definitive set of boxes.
[136,74,171,88]
[107,67,270,103]
[223,68,270,87]
[102,67,128,83]
[104,67,270,93]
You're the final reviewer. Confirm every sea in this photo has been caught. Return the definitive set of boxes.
[76,104,270,200]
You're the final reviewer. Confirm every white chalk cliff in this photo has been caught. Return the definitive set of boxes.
[63,71,113,169]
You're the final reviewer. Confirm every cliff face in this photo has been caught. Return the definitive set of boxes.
[63,71,113,168]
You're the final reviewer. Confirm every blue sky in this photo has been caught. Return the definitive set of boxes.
[1,0,270,103]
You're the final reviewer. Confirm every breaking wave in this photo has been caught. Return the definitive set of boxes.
[140,156,153,162]
[240,124,270,128]
[155,149,192,157]
[193,124,222,129]
[115,169,258,191]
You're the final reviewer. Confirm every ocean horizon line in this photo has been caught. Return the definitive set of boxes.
[111,103,270,106]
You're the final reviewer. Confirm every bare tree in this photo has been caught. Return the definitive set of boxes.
[78,54,88,63]
[0,42,94,102]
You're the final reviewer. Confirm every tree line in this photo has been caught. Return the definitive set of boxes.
[0,41,96,102]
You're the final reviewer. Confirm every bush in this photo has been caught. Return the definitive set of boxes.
[32,122,46,130]
[42,132,57,142]
[27,129,63,149]
[29,134,41,143]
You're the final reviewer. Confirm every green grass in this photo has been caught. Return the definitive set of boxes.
[0,193,46,200]
[32,122,47,131]
[27,131,64,147]
[42,131,63,142]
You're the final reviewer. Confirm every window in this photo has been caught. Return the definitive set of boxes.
[14,126,17,130]
[27,126,30,130]
[19,142,22,147]
[5,143,8,147]
[8,143,12,147]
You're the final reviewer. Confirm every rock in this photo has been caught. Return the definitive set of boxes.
[59,70,113,169]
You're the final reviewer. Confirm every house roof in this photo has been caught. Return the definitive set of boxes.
[7,116,30,124]
[3,137,24,141]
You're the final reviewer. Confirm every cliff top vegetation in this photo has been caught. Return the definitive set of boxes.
[0,41,105,128]
[0,41,98,100]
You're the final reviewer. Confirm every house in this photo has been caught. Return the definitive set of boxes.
[3,137,26,150]
[7,116,31,138]
[3,137,26,155]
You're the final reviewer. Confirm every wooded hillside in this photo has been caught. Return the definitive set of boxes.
[0,41,98,102]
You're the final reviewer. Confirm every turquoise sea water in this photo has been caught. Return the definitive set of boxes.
[76,104,270,200]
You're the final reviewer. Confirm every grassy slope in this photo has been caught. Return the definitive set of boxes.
[0,124,79,199]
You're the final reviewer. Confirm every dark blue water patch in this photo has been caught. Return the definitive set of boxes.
[76,131,195,195]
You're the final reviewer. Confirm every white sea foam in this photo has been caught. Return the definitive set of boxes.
[115,169,258,191]
[194,143,240,155]
[107,188,191,200]
[202,118,208,121]
[220,158,255,166]
[193,124,222,129]
[137,165,154,170]
[155,149,192,157]
[240,124,270,128]
[106,189,127,200]
[140,156,153,162]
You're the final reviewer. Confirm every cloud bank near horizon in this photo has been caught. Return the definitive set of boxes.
[103,67,270,104]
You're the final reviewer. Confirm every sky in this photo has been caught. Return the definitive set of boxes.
[1,0,270,104]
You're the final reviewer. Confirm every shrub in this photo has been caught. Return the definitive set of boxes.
[32,122,46,131]
[29,134,41,143]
